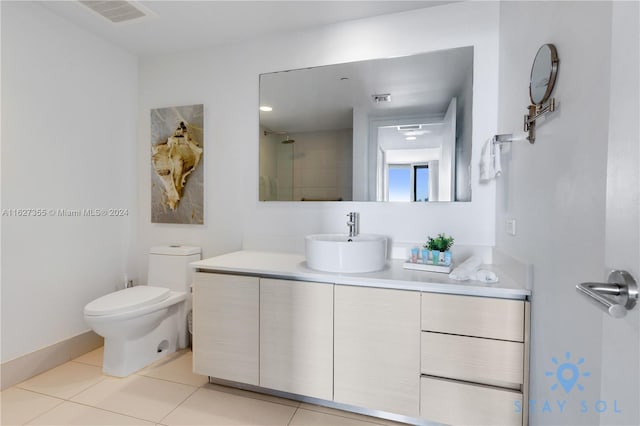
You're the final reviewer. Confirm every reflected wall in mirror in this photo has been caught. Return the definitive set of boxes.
[259,46,473,202]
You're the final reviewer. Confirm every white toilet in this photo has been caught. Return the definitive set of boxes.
[84,245,201,377]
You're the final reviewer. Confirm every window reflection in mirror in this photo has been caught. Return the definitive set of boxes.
[259,46,473,202]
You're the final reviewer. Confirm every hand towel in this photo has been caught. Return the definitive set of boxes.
[448,255,482,281]
[493,142,502,177]
[479,138,502,181]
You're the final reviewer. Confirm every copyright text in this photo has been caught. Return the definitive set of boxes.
[1,208,129,217]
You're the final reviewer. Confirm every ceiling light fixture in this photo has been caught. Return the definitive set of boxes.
[259,106,273,112]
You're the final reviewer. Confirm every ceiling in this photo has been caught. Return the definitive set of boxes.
[39,1,455,57]
[259,46,473,133]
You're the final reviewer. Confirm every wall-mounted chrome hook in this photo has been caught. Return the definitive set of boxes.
[492,133,528,145]
[576,270,638,318]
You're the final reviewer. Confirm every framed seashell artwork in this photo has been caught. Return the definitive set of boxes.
[150,104,204,224]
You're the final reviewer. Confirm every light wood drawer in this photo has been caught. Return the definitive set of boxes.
[420,376,522,426]
[421,293,524,341]
[421,332,524,389]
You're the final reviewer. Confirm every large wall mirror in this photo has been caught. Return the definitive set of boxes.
[259,46,473,202]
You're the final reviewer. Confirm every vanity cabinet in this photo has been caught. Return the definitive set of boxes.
[419,292,529,426]
[192,272,259,385]
[259,278,333,400]
[191,261,530,426]
[334,285,421,418]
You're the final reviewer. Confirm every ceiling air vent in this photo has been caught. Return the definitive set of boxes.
[397,125,422,131]
[79,1,154,24]
[372,94,391,103]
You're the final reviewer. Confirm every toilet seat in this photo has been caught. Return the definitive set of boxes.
[84,286,170,316]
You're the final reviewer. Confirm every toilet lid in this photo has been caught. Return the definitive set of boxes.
[84,286,171,316]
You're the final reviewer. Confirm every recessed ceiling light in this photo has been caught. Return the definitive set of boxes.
[404,130,432,137]
[259,106,273,112]
[406,136,417,141]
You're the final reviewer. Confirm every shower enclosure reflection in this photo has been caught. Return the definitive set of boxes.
[259,129,352,201]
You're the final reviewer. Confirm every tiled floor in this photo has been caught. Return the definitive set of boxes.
[0,348,404,426]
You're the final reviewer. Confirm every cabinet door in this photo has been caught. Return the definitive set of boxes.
[192,272,259,385]
[334,285,420,417]
[260,279,333,400]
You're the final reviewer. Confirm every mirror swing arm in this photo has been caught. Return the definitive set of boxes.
[524,43,559,144]
[524,97,556,144]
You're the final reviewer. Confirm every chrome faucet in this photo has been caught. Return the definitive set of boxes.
[346,212,359,237]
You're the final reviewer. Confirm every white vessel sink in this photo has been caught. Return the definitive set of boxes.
[305,234,387,273]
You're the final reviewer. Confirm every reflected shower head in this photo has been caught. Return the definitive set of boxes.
[264,129,294,143]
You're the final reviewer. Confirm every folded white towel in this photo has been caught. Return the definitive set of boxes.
[479,138,502,181]
[449,256,482,280]
[475,269,499,283]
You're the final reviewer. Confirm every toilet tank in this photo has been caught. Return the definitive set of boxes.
[148,245,201,291]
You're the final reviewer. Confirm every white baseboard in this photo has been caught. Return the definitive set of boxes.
[0,331,103,390]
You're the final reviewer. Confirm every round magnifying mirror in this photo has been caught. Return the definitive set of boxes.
[529,44,558,105]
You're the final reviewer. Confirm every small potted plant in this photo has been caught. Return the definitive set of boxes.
[424,233,454,265]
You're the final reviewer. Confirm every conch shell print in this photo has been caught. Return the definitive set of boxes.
[152,121,203,210]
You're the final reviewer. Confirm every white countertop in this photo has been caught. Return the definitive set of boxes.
[191,250,531,300]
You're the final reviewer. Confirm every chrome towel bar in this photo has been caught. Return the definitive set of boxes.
[576,270,638,318]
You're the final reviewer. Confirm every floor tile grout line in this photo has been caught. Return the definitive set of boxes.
[12,381,394,426]
[50,398,160,425]
[133,351,190,373]
[133,372,208,388]
[7,389,66,426]
[202,383,398,424]
[156,383,201,424]
[11,348,394,426]
[11,385,68,402]
[295,406,400,426]
[9,385,157,426]
[286,406,299,426]
[69,374,199,423]
[65,375,110,401]
[69,359,102,368]
[201,383,301,410]
[12,375,192,424]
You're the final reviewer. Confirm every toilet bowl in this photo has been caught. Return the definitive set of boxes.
[83,246,201,377]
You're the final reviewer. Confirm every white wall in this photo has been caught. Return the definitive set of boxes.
[0,2,137,362]
[600,2,640,425]
[496,2,629,424]
[136,1,500,283]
